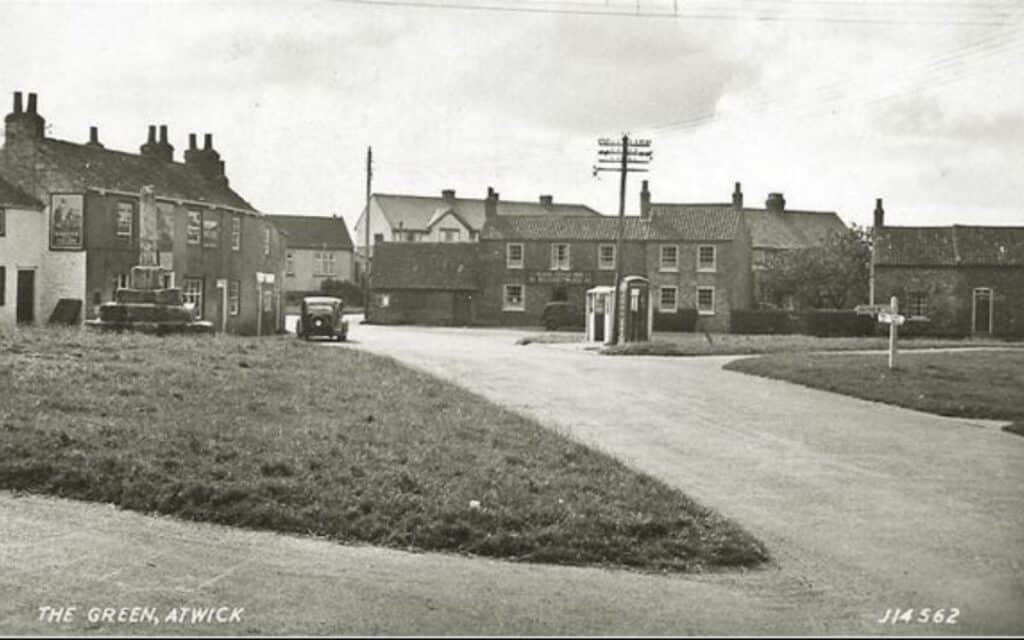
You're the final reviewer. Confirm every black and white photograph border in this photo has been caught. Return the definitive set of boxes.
[1,0,1022,636]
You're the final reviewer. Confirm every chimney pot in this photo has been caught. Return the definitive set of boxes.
[873,198,885,228]
[484,188,498,219]
[147,125,156,144]
[159,125,168,143]
[26,93,37,114]
[12,91,23,114]
[189,133,197,150]
[89,126,99,144]
[732,181,744,210]
[204,133,213,150]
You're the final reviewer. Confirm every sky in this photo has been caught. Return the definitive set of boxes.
[2,0,1022,233]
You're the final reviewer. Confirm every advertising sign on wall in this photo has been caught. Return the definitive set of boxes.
[50,193,84,250]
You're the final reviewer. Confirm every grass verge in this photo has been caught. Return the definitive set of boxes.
[723,350,1024,425]
[602,333,1022,357]
[0,327,767,573]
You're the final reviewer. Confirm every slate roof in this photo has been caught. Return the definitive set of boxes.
[371,243,479,290]
[649,204,743,241]
[0,174,41,208]
[875,226,1024,266]
[480,203,746,242]
[266,214,353,250]
[9,137,255,211]
[744,208,846,250]
[373,193,602,232]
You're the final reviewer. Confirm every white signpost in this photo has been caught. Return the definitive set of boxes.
[877,296,905,369]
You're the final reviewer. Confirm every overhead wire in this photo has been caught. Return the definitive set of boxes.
[330,0,1019,26]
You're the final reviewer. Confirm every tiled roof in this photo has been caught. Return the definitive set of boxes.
[744,208,846,250]
[481,215,652,241]
[875,226,1024,266]
[0,174,41,208]
[373,193,602,231]
[12,138,255,211]
[371,243,479,290]
[266,214,353,250]
[649,204,742,240]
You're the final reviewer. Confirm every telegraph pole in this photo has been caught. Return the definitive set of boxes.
[363,146,373,316]
[594,134,652,345]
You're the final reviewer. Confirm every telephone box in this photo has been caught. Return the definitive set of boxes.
[619,276,652,343]
[585,285,615,345]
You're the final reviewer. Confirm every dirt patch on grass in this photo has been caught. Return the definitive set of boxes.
[515,333,584,346]
[724,350,1024,424]
[0,327,767,573]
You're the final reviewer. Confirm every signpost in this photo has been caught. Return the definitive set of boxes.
[877,296,905,369]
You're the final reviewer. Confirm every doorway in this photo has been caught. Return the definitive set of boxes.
[972,288,993,335]
[16,269,35,324]
[453,292,473,326]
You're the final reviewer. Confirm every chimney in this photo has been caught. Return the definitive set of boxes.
[4,90,45,141]
[640,179,651,219]
[766,192,786,212]
[184,132,225,183]
[442,188,456,202]
[873,198,885,228]
[484,186,499,220]
[86,126,104,148]
[539,194,553,207]
[732,182,743,210]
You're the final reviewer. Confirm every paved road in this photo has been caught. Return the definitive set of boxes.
[342,323,1024,635]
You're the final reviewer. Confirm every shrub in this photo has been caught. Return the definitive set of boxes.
[653,308,698,332]
[729,310,796,334]
[320,279,364,307]
[803,309,875,337]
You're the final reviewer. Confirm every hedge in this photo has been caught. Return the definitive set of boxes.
[654,308,699,332]
[803,309,875,337]
[729,310,795,334]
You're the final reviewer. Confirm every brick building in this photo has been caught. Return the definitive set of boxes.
[369,243,479,324]
[0,91,286,335]
[266,214,355,294]
[369,182,761,331]
[873,205,1024,337]
[352,187,603,280]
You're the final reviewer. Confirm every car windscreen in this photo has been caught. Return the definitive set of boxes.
[306,304,336,315]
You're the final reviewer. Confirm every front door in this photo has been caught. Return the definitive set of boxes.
[16,270,35,324]
[453,292,472,326]
[973,288,993,335]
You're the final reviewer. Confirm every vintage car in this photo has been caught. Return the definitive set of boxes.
[296,296,348,341]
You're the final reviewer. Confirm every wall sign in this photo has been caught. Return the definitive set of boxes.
[527,271,591,285]
[50,193,84,250]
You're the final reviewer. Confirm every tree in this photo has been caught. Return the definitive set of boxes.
[761,224,871,310]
